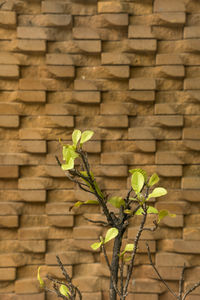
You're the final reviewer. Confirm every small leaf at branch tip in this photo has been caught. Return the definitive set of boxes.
[104,228,119,244]
[147,206,158,214]
[108,196,125,208]
[60,284,71,298]
[129,168,148,182]
[72,129,82,148]
[135,207,144,215]
[148,173,160,187]
[37,267,44,288]
[131,171,144,194]
[148,187,167,200]
[80,130,94,145]
[124,209,132,214]
[91,241,103,250]
[158,209,176,223]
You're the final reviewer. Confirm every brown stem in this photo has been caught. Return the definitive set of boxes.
[178,264,186,300]
[182,281,200,300]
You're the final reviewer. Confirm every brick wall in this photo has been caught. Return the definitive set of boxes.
[0,0,200,299]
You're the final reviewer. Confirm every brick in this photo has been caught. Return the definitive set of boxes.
[103,13,129,26]
[129,91,155,102]
[156,201,190,215]
[75,40,101,54]
[101,152,154,165]
[0,65,19,78]
[17,27,57,40]
[19,79,68,91]
[73,277,100,292]
[160,239,200,254]
[74,79,99,91]
[48,215,74,227]
[184,140,200,151]
[73,27,100,39]
[73,226,102,240]
[0,254,27,267]
[128,26,154,38]
[0,268,16,281]
[160,214,184,228]
[156,66,185,78]
[127,294,158,300]
[101,53,130,65]
[18,178,53,190]
[105,66,129,79]
[47,116,74,128]
[158,12,186,25]
[17,91,46,103]
[18,240,46,253]
[0,216,18,228]
[19,190,46,202]
[17,39,46,53]
[26,14,72,27]
[100,103,136,115]
[130,279,165,294]
[184,27,200,38]
[46,53,73,65]
[183,228,200,241]
[156,54,183,65]
[129,78,156,90]
[128,39,157,53]
[46,203,73,215]
[72,91,101,104]
[0,203,23,216]
[18,227,48,240]
[155,115,183,127]
[156,165,182,177]
[156,252,192,267]
[45,251,94,265]
[0,11,16,28]
[98,2,127,13]
[154,0,185,12]
[183,128,200,139]
[83,141,101,153]
[21,141,46,154]
[128,127,181,140]
[0,166,19,178]
[182,177,200,189]
[97,115,128,128]
[45,104,77,115]
[16,294,45,300]
[96,165,128,177]
[135,141,156,152]
[41,1,65,13]
[15,279,40,294]
[155,103,176,114]
[47,66,75,78]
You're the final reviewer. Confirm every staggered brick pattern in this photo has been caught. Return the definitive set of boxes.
[0,0,200,299]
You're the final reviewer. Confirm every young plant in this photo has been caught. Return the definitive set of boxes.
[37,129,200,300]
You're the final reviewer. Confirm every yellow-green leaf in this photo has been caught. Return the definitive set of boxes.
[37,267,44,288]
[61,157,75,170]
[104,228,118,244]
[129,168,147,183]
[60,284,71,298]
[148,173,160,187]
[80,130,94,145]
[108,196,125,208]
[124,209,132,214]
[131,172,144,194]
[91,241,103,250]
[72,129,81,148]
[135,207,144,215]
[147,206,158,214]
[148,187,167,200]
[158,210,176,223]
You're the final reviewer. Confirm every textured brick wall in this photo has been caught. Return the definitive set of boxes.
[0,0,200,299]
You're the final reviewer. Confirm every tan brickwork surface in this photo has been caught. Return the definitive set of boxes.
[0,0,200,299]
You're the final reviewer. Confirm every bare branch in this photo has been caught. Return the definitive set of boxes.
[146,243,178,299]
[101,243,122,298]
[83,216,108,226]
[182,281,200,300]
[178,264,186,300]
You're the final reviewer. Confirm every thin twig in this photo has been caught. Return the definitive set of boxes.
[182,281,200,300]
[146,243,178,299]
[179,264,186,300]
[84,216,108,226]
[120,259,125,298]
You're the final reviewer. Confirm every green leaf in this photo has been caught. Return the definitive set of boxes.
[91,241,103,250]
[61,157,75,170]
[60,285,71,298]
[135,207,144,215]
[124,209,132,214]
[124,243,134,252]
[158,210,176,223]
[85,200,99,205]
[104,228,118,244]
[147,206,158,214]
[63,145,79,162]
[108,196,125,208]
[129,168,148,183]
[131,172,144,194]
[80,130,94,145]
[148,187,167,200]
[37,267,44,288]
[148,173,160,187]
[72,129,81,148]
